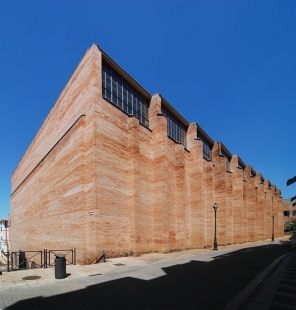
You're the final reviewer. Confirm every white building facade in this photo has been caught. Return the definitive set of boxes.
[0,219,9,263]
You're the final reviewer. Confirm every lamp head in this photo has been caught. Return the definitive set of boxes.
[213,203,218,210]
[272,214,275,219]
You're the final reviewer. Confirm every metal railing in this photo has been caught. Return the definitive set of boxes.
[1,249,8,259]
[6,250,43,272]
[88,250,105,264]
[6,248,76,272]
[45,248,76,268]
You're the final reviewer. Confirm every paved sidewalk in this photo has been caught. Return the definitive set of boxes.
[242,252,296,310]
[224,251,296,310]
[0,239,295,309]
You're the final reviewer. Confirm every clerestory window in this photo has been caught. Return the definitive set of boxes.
[161,105,187,147]
[197,132,212,160]
[221,149,231,172]
[102,61,149,127]
[238,161,245,178]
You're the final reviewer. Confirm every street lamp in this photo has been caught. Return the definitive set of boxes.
[271,214,275,242]
[213,203,218,251]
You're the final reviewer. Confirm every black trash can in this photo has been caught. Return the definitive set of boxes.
[55,254,66,279]
[19,251,27,269]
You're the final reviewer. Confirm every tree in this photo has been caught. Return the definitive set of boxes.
[284,218,296,232]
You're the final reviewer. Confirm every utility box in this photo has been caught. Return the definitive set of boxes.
[55,254,66,279]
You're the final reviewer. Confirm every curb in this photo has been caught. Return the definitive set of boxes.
[223,251,294,310]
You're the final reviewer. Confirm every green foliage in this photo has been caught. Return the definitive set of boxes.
[284,218,296,232]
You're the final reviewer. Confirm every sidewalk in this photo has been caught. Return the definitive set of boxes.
[244,252,296,310]
[0,238,295,309]
[224,250,296,310]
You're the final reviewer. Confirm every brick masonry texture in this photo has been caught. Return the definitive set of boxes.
[10,44,284,264]
[283,198,296,224]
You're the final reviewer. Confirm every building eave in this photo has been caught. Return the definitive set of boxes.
[237,156,246,168]
[196,122,215,145]
[219,141,232,158]
[159,94,189,127]
[97,44,151,100]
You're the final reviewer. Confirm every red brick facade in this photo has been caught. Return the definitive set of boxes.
[10,45,284,264]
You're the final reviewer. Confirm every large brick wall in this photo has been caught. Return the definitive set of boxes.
[10,45,100,264]
[10,45,284,264]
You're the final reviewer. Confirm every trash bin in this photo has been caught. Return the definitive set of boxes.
[55,254,66,279]
[19,251,27,269]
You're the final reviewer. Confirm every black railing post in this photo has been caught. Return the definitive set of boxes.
[12,252,14,271]
[74,248,76,265]
[44,249,47,268]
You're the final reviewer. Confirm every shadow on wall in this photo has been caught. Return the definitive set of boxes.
[5,245,295,310]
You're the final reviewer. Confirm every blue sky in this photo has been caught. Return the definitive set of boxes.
[0,0,295,219]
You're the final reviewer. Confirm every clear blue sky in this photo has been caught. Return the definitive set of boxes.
[0,1,295,219]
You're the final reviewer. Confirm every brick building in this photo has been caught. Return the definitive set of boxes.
[283,198,296,224]
[10,44,284,264]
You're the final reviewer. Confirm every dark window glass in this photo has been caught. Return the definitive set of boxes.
[221,149,231,172]
[161,105,187,147]
[293,210,296,216]
[102,61,149,127]
[237,161,244,178]
[284,211,290,217]
[197,132,212,160]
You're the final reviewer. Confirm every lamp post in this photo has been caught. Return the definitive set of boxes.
[271,214,275,242]
[213,203,218,251]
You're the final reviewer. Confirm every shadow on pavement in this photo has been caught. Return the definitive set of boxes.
[4,245,295,310]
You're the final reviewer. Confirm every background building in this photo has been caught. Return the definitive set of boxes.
[10,45,284,264]
[0,219,10,264]
[283,198,296,224]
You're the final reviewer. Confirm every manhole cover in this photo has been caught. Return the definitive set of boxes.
[89,273,102,277]
[113,263,126,266]
[22,276,41,280]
